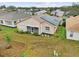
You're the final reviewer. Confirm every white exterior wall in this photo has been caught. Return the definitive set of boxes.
[17,18,41,33]
[51,10,64,17]
[0,20,16,27]
[40,21,57,34]
[17,18,57,35]
[17,23,27,32]
[26,12,32,15]
[66,30,79,41]
[56,12,64,17]
[4,21,16,27]
[0,20,3,24]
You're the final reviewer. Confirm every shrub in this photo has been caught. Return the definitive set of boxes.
[16,30,25,34]
[18,30,23,34]
[26,31,31,34]
[33,33,39,36]
[15,29,19,33]
[5,36,11,44]
[16,30,31,34]
[0,28,2,31]
[20,51,27,57]
[4,35,12,49]
[18,31,31,34]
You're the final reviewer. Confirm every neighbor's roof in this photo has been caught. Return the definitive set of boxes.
[0,10,9,17]
[51,10,64,16]
[55,9,64,13]
[0,11,30,21]
[66,16,79,32]
[35,10,47,14]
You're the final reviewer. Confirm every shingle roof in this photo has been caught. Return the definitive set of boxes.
[0,10,8,17]
[66,16,79,32]
[35,10,47,14]
[40,16,61,26]
[17,15,61,26]
[0,11,30,21]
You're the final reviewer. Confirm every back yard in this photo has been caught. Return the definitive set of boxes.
[0,25,79,57]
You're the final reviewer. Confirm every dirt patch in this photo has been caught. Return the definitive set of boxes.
[0,36,4,43]
[0,41,26,57]
[31,42,53,50]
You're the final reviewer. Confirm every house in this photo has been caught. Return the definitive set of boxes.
[26,10,32,15]
[66,16,79,40]
[51,9,64,17]
[17,9,32,15]
[17,15,61,35]
[0,10,30,27]
[34,10,47,15]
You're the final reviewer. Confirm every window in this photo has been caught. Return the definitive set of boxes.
[54,26,56,29]
[5,21,12,25]
[45,27,50,31]
[70,32,73,37]
[14,21,16,25]
[32,27,33,32]
[0,20,3,24]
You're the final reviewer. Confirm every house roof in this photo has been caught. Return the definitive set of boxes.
[16,14,61,26]
[18,15,61,26]
[51,9,64,15]
[66,16,79,32]
[35,10,47,14]
[0,11,30,21]
[40,16,61,26]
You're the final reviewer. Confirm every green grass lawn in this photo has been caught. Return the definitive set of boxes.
[0,25,79,56]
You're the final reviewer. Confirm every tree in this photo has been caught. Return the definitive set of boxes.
[31,7,37,15]
[72,2,79,7]
[0,5,6,9]
[7,6,16,11]
[49,7,54,13]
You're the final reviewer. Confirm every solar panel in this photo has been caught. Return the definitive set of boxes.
[40,16,61,26]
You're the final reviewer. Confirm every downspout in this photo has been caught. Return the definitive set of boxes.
[39,21,45,35]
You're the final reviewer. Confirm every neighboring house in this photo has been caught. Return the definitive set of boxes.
[26,10,32,15]
[67,10,79,17]
[0,11,30,27]
[17,9,32,15]
[17,15,61,35]
[34,10,47,15]
[64,11,70,16]
[51,9,64,17]
[66,16,79,40]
